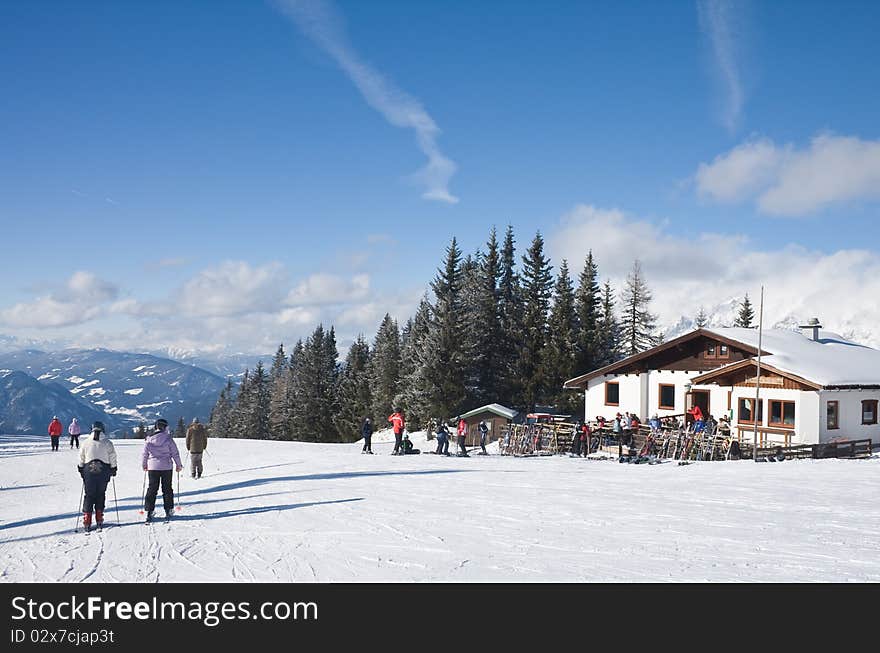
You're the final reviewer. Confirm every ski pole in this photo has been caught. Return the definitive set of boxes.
[111,478,120,525]
[138,471,147,515]
[74,480,84,532]
[175,470,181,511]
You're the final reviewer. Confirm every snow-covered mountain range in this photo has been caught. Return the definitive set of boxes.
[0,349,226,433]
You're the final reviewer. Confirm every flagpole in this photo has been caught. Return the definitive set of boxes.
[753,286,764,462]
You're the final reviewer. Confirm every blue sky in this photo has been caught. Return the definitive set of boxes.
[1,0,879,353]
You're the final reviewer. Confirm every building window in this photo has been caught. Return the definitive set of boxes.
[862,400,878,425]
[605,382,620,406]
[738,398,763,424]
[706,343,716,358]
[827,401,839,430]
[658,384,675,410]
[718,344,729,359]
[769,400,795,428]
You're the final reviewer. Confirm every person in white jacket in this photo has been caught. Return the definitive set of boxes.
[77,421,118,531]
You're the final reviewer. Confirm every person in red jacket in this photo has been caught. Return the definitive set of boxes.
[456,417,469,456]
[388,409,405,455]
[48,416,63,452]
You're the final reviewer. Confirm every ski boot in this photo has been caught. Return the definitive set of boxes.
[95,510,104,530]
[82,511,92,533]
[145,511,154,523]
[165,509,173,520]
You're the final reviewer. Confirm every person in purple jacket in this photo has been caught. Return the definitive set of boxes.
[141,418,183,522]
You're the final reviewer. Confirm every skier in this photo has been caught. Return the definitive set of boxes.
[580,421,591,457]
[456,417,468,456]
[388,409,405,455]
[48,416,63,452]
[478,421,489,455]
[361,417,373,454]
[68,417,82,449]
[185,417,208,479]
[141,418,183,522]
[570,421,581,456]
[648,414,661,434]
[435,421,450,455]
[622,412,633,446]
[77,421,117,532]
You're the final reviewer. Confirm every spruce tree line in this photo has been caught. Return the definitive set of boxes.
[209,226,660,441]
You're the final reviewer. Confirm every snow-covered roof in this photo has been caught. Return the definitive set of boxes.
[702,327,880,387]
[459,403,518,420]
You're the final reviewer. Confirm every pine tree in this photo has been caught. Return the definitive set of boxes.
[735,294,755,328]
[209,379,234,438]
[518,231,553,412]
[395,298,434,426]
[135,422,147,439]
[573,250,601,374]
[174,416,186,438]
[268,344,289,440]
[458,251,483,407]
[423,238,467,418]
[695,306,709,328]
[231,369,251,437]
[620,260,659,356]
[497,225,523,405]
[290,325,339,442]
[243,362,270,439]
[544,260,579,413]
[287,341,307,440]
[370,314,401,424]
[597,280,620,366]
[470,227,504,405]
[333,336,373,442]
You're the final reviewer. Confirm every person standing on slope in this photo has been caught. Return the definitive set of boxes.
[142,418,182,522]
[77,421,117,532]
[185,417,208,479]
[68,417,81,449]
[361,417,373,454]
[456,417,468,457]
[435,421,451,455]
[478,420,489,455]
[48,416,63,452]
[388,409,405,455]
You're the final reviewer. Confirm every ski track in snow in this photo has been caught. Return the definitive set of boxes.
[0,433,879,582]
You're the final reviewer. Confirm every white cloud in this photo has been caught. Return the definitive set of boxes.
[0,271,119,329]
[695,134,880,215]
[285,273,370,306]
[698,0,746,133]
[177,261,288,318]
[548,204,880,346]
[275,0,458,203]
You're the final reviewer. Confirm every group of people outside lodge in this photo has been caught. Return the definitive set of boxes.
[360,410,491,457]
[53,414,210,530]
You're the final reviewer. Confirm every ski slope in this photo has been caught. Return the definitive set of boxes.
[1,431,879,582]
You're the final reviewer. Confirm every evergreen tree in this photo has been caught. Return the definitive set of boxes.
[333,335,373,442]
[395,298,435,426]
[497,225,523,405]
[291,325,339,442]
[544,260,579,413]
[286,341,307,440]
[597,280,621,366]
[620,259,659,355]
[695,306,709,328]
[458,251,483,407]
[135,422,147,439]
[470,227,504,405]
[243,362,271,439]
[267,344,289,440]
[735,294,755,328]
[573,250,601,374]
[517,231,553,411]
[174,416,186,438]
[370,314,401,423]
[231,369,251,436]
[209,379,234,438]
[423,238,467,418]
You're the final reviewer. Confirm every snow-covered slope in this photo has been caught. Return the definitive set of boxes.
[1,431,878,582]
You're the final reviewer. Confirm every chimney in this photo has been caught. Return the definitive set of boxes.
[798,317,822,341]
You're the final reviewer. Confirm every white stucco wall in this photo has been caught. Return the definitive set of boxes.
[728,387,819,445]
[818,389,880,444]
